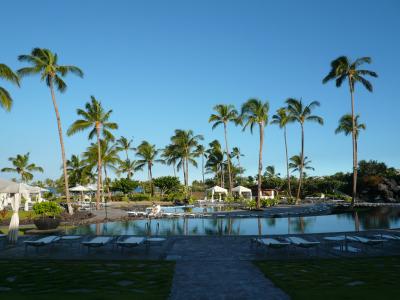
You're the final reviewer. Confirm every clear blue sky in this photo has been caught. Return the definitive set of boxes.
[1,0,399,183]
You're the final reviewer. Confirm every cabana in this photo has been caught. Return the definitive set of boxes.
[232,186,252,199]
[70,185,91,201]
[206,186,228,202]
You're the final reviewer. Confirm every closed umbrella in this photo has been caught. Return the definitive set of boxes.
[8,193,21,243]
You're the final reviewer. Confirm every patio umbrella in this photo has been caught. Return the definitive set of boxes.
[70,185,90,201]
[8,193,21,243]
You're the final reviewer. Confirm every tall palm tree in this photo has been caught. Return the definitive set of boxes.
[18,48,83,215]
[209,104,238,193]
[170,129,204,190]
[240,99,269,209]
[84,139,120,202]
[264,165,280,178]
[289,154,314,178]
[136,141,162,195]
[231,147,244,173]
[323,56,377,205]
[66,154,93,186]
[335,114,366,165]
[194,145,207,184]
[1,153,43,182]
[116,136,135,160]
[117,159,142,179]
[67,96,118,209]
[286,98,323,203]
[0,63,19,111]
[271,107,292,198]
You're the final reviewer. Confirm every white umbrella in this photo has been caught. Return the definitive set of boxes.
[70,185,91,201]
[8,193,21,243]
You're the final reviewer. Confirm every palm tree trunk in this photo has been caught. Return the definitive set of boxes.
[185,156,189,190]
[257,123,264,209]
[224,123,233,194]
[104,166,112,202]
[173,161,176,177]
[95,125,102,210]
[284,126,292,198]
[221,163,225,188]
[296,124,304,204]
[349,79,357,206]
[202,155,205,184]
[148,163,154,196]
[49,80,73,215]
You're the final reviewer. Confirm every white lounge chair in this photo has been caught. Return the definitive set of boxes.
[374,234,400,241]
[255,238,290,249]
[323,235,361,253]
[347,236,386,245]
[116,236,145,248]
[81,236,113,250]
[24,235,60,252]
[286,236,320,248]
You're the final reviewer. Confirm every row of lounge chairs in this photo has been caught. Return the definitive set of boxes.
[253,233,400,255]
[23,235,166,253]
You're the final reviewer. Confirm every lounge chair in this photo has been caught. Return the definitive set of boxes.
[286,236,320,248]
[81,236,114,251]
[323,235,361,253]
[116,236,145,248]
[374,234,400,241]
[24,235,60,252]
[254,238,290,249]
[347,236,386,246]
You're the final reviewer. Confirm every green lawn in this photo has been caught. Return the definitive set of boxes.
[0,260,175,299]
[255,256,400,300]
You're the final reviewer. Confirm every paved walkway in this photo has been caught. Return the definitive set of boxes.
[167,237,289,300]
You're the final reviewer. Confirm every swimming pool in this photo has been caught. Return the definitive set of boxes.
[68,207,400,236]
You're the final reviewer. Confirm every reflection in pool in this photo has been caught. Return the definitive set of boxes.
[68,207,400,236]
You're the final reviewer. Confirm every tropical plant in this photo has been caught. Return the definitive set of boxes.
[67,96,118,209]
[153,176,181,197]
[162,144,180,177]
[231,147,244,174]
[66,154,93,186]
[0,63,19,111]
[116,136,135,159]
[18,48,83,214]
[209,104,239,193]
[83,139,120,202]
[271,107,292,197]
[289,154,314,177]
[1,153,43,182]
[32,201,62,218]
[323,56,377,205]
[135,141,163,195]
[110,178,139,194]
[194,145,207,183]
[170,129,204,191]
[240,99,269,209]
[286,98,323,203]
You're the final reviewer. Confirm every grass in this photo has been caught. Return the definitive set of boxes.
[0,260,175,299]
[255,256,400,300]
[0,211,35,222]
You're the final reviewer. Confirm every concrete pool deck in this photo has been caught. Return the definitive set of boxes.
[1,229,400,299]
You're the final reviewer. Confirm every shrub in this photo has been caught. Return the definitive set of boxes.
[32,202,63,218]
[246,199,257,210]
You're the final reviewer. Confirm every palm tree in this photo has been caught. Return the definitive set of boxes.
[66,154,93,186]
[264,165,280,178]
[116,136,135,160]
[18,48,83,215]
[323,56,377,205]
[194,145,207,184]
[1,153,43,182]
[209,104,238,193]
[335,114,366,169]
[0,63,19,111]
[83,140,120,202]
[136,141,162,195]
[162,144,180,177]
[289,154,314,178]
[67,96,118,209]
[117,159,142,179]
[271,107,292,198]
[205,140,225,187]
[240,99,269,209]
[231,147,244,173]
[170,129,204,190]
[286,98,323,203]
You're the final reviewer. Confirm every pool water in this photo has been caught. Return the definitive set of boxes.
[68,207,400,236]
